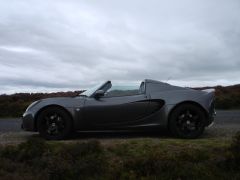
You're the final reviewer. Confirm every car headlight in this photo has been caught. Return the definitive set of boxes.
[26,100,41,112]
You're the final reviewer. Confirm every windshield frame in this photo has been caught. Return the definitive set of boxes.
[79,81,109,97]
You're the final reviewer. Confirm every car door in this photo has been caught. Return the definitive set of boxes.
[81,93,150,129]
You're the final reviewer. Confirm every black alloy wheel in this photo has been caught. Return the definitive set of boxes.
[169,104,206,139]
[37,107,72,140]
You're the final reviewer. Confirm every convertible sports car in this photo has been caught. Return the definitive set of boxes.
[22,79,215,140]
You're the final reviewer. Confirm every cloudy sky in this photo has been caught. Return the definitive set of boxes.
[0,0,240,94]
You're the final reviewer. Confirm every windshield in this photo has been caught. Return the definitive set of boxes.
[105,82,143,97]
[80,82,104,97]
[79,81,143,97]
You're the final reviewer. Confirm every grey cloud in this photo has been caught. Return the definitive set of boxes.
[0,0,240,94]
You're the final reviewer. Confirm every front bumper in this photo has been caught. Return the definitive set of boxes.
[22,112,36,131]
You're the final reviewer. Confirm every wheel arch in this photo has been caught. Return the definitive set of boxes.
[167,101,208,127]
[34,104,74,131]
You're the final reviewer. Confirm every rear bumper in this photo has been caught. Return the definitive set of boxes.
[206,109,216,127]
[22,112,36,131]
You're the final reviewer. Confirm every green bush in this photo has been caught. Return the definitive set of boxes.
[229,131,240,168]
[0,139,107,180]
[45,140,107,180]
[1,137,48,161]
[1,135,240,179]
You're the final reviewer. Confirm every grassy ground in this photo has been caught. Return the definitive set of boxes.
[0,132,239,180]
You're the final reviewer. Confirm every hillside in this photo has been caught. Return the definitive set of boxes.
[194,84,240,109]
[0,84,239,117]
[0,91,83,117]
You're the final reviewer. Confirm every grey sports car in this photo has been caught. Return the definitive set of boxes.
[22,79,215,140]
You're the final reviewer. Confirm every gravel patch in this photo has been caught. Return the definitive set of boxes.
[0,123,239,145]
[0,131,36,145]
[204,123,240,138]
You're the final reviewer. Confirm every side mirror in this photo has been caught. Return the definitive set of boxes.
[94,90,105,98]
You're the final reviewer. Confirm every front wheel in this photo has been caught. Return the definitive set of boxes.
[169,104,206,139]
[37,107,73,140]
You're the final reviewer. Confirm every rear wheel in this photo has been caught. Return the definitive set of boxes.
[37,107,72,140]
[169,104,206,139]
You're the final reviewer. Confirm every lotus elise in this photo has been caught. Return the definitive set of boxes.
[22,79,215,140]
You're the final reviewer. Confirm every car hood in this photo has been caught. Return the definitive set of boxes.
[39,96,85,107]
[25,96,85,113]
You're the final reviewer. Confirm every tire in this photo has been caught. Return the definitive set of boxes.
[37,107,73,140]
[169,104,206,139]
